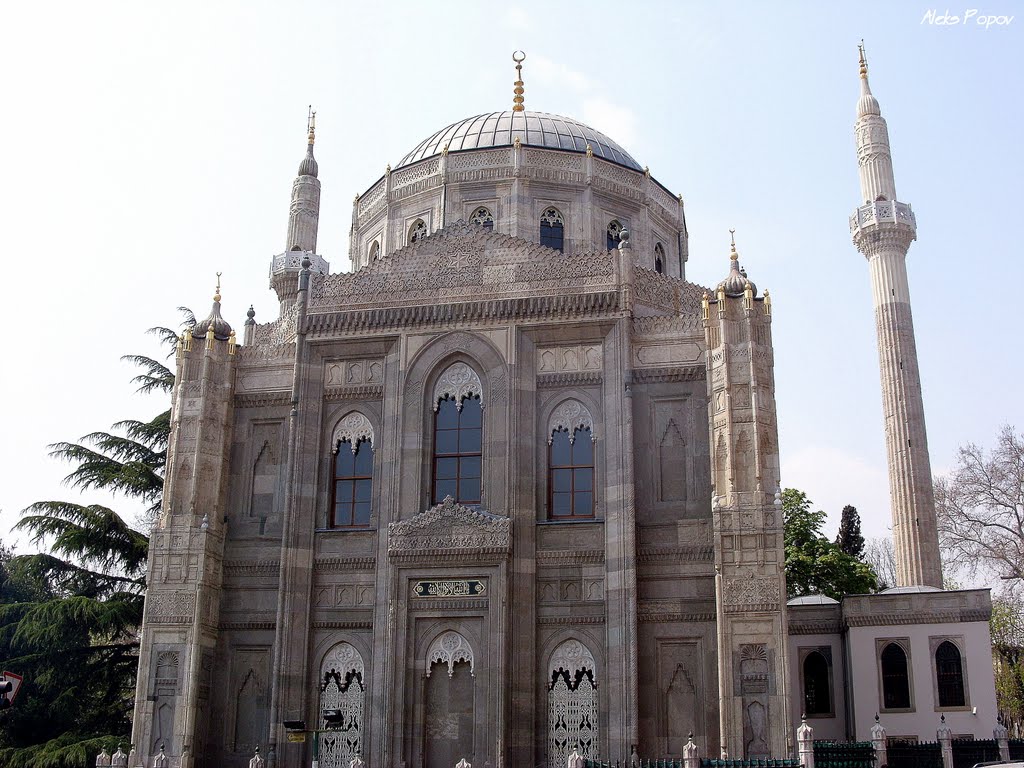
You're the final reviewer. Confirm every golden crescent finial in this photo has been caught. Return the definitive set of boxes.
[214,272,222,302]
[858,40,868,78]
[729,229,738,260]
[307,105,316,145]
[512,51,526,112]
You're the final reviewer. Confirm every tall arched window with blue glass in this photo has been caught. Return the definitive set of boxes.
[432,363,484,505]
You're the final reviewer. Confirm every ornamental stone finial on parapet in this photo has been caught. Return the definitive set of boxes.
[95,748,112,768]
[349,756,365,768]
[871,714,887,768]
[111,747,128,768]
[797,715,815,768]
[154,745,169,768]
[456,759,472,768]
[995,715,1010,760]
[249,746,266,768]
[567,749,585,768]
[682,734,700,768]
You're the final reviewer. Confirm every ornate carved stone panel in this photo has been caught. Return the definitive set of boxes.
[330,412,375,453]
[537,344,603,375]
[387,497,511,560]
[548,639,599,768]
[320,642,366,768]
[433,363,484,410]
[426,631,475,678]
[547,399,596,443]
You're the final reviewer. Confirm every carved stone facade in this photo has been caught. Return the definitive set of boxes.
[130,106,787,768]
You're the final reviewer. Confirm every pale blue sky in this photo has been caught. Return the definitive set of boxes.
[0,1,1020,568]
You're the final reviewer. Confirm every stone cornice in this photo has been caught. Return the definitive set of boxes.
[306,291,622,334]
[314,556,377,573]
[537,371,603,389]
[219,620,276,631]
[843,608,991,628]
[312,620,373,630]
[233,392,292,409]
[536,549,605,565]
[637,545,714,563]
[537,615,606,625]
[223,560,281,577]
[631,366,706,384]
[324,385,385,402]
[788,620,844,636]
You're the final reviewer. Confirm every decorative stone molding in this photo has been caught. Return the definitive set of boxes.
[234,391,292,408]
[432,362,483,410]
[548,399,596,443]
[549,639,597,675]
[387,496,511,559]
[630,366,705,384]
[324,384,384,402]
[637,545,714,563]
[535,549,604,565]
[223,560,281,577]
[537,372,603,389]
[219,620,276,631]
[311,620,374,630]
[147,591,196,623]
[313,557,377,573]
[537,615,606,625]
[723,576,781,611]
[331,412,375,453]
[321,641,364,679]
[425,630,475,678]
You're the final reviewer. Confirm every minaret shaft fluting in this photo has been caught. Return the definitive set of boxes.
[850,46,943,588]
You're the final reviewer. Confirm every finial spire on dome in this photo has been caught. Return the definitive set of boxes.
[858,40,868,80]
[855,41,880,117]
[512,51,526,112]
[214,271,222,302]
[729,228,738,260]
[307,105,316,146]
[717,229,757,298]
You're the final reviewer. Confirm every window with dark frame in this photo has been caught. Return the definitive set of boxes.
[548,426,594,519]
[471,206,494,231]
[881,642,912,710]
[432,394,482,506]
[803,651,832,716]
[606,220,622,251]
[655,242,665,273]
[332,438,373,527]
[935,641,966,707]
[540,207,564,252]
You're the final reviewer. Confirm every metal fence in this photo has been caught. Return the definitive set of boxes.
[1010,739,1024,760]
[884,741,942,768]
[813,740,876,768]
[700,760,800,768]
[950,738,1000,768]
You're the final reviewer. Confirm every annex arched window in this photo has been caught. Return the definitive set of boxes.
[471,206,494,231]
[331,413,375,528]
[655,242,665,273]
[606,219,623,251]
[548,640,598,768]
[935,641,966,707]
[432,363,484,506]
[319,642,365,768]
[409,218,427,244]
[540,207,565,252]
[881,642,912,710]
[548,400,596,519]
[802,650,832,716]
[368,240,380,262]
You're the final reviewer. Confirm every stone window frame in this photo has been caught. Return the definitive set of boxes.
[469,205,495,231]
[930,635,971,712]
[876,637,915,714]
[408,218,428,244]
[539,205,566,252]
[538,394,602,523]
[654,242,665,274]
[323,409,379,531]
[368,240,381,262]
[430,362,486,508]
[797,646,835,719]
[606,219,623,251]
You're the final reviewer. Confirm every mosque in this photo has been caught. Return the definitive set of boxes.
[126,49,998,768]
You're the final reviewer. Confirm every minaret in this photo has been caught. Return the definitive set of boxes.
[270,108,329,314]
[849,44,943,588]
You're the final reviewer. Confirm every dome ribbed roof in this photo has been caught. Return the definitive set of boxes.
[397,111,642,171]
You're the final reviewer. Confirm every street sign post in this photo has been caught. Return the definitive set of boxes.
[1,671,23,709]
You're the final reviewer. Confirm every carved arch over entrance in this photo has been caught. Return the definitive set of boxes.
[319,642,366,768]
[548,639,599,768]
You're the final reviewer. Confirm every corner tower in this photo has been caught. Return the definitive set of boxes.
[849,45,942,588]
[270,110,329,314]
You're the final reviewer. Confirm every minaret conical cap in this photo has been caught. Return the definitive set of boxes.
[856,42,881,118]
[192,273,234,341]
[297,108,319,178]
[717,230,757,298]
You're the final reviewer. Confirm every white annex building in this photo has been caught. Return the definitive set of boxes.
[124,50,998,768]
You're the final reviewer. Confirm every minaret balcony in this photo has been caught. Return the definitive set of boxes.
[270,250,330,277]
[849,200,917,236]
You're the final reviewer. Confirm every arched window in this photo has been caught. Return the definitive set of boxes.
[319,643,365,768]
[606,219,622,251]
[471,206,494,231]
[935,641,966,707]
[803,650,832,716]
[540,207,564,252]
[368,241,380,262]
[432,393,483,506]
[332,438,373,527]
[881,642,911,710]
[549,427,595,518]
[655,242,665,274]
[548,640,598,768]
[409,218,427,244]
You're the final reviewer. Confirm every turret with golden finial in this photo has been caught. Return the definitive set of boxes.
[716,229,757,299]
[192,272,234,342]
[512,51,526,112]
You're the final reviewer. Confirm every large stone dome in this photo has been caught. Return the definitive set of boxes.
[397,110,643,171]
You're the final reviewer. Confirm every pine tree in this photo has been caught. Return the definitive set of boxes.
[835,504,865,558]
[0,318,188,768]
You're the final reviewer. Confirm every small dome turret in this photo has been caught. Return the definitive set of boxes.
[856,43,881,118]
[192,275,234,341]
[717,231,757,298]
